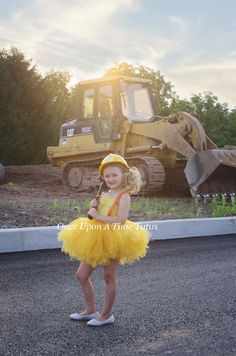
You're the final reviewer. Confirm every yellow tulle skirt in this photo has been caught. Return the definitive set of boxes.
[58,217,149,268]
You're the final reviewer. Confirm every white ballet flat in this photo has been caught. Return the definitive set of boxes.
[70,311,99,321]
[87,314,115,326]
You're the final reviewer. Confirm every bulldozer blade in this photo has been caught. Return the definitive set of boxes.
[184,149,236,196]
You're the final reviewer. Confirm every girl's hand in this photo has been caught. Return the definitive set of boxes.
[88,207,98,218]
[90,198,99,208]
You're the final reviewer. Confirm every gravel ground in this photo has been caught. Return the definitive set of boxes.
[1,235,236,356]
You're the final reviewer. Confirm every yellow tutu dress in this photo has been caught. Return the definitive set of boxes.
[58,192,149,268]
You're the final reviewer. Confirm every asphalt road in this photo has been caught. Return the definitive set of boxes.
[0,235,236,356]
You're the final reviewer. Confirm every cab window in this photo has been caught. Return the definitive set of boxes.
[82,88,94,119]
[97,85,113,138]
[98,86,114,119]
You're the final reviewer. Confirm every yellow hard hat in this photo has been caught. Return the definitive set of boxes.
[99,153,130,176]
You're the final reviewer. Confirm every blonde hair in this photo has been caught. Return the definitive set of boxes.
[121,166,142,195]
[103,163,142,195]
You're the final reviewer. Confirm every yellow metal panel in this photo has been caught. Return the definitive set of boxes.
[59,135,110,148]
[130,122,195,158]
[51,135,111,158]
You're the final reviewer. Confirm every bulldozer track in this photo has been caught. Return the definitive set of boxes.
[62,159,101,192]
[61,156,236,196]
[125,156,165,193]
[62,156,166,194]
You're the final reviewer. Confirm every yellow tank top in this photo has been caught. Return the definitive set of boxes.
[97,196,119,217]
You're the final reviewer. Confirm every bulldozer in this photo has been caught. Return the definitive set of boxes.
[47,76,236,196]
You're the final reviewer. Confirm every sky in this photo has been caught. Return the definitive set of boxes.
[1,0,236,108]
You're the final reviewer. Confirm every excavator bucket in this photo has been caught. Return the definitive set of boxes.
[184,149,236,196]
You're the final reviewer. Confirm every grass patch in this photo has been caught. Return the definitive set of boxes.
[130,197,207,219]
[210,194,236,217]
[1,195,235,228]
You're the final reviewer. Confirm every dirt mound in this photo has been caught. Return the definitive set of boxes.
[6,164,62,187]
[2,164,93,199]
[0,165,95,228]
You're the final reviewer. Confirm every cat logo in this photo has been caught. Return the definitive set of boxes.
[67,128,74,137]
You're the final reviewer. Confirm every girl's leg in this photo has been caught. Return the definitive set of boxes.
[76,261,96,314]
[98,259,119,320]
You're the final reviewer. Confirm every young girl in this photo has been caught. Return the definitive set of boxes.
[58,153,149,326]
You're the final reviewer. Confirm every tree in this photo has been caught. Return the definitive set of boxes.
[228,109,236,146]
[190,92,232,147]
[168,91,236,147]
[37,71,71,161]
[168,96,194,115]
[0,48,71,164]
[69,83,81,118]
[0,48,42,164]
